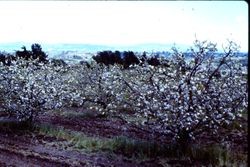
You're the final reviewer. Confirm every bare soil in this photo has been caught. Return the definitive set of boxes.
[38,111,170,144]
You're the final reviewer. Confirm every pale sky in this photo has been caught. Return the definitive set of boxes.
[0,1,248,51]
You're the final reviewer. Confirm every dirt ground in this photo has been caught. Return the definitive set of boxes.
[0,108,248,166]
[0,109,169,167]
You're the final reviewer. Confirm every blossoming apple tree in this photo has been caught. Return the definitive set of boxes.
[117,40,248,143]
[0,58,72,121]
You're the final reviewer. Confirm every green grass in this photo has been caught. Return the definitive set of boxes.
[36,123,176,157]
[37,123,119,152]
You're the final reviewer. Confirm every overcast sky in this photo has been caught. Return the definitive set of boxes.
[0,1,248,51]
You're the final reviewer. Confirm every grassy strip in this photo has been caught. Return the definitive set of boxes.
[36,123,168,157]
[36,123,183,158]
[37,123,110,151]
[34,123,247,166]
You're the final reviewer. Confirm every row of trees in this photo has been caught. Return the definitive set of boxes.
[0,40,247,146]
[92,50,165,68]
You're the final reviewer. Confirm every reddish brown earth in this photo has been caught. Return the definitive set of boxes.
[0,108,247,166]
[0,109,168,167]
[0,132,148,167]
[38,113,170,144]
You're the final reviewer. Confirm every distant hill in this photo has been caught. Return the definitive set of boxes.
[0,42,114,53]
[0,42,187,53]
[0,42,248,53]
[0,42,247,65]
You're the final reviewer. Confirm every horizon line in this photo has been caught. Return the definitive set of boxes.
[0,41,248,53]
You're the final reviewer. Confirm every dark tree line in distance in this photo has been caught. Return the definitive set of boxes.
[1,44,169,68]
[92,50,166,68]
[0,43,48,65]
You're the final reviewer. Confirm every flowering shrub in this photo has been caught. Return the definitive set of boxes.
[0,40,247,145]
[0,59,71,121]
[119,40,248,143]
[66,63,124,114]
